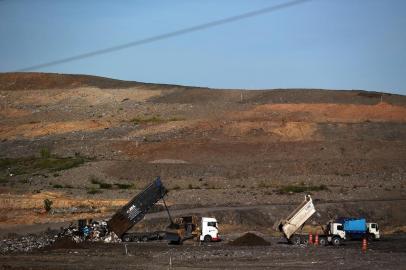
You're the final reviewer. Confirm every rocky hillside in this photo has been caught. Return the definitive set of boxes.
[0,72,405,234]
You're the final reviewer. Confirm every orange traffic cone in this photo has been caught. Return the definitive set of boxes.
[362,238,367,252]
[309,233,313,245]
[314,234,319,246]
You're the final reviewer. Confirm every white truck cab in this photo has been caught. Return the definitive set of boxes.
[200,217,220,242]
[367,223,380,239]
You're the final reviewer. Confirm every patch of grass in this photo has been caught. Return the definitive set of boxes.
[131,116,163,125]
[0,154,86,176]
[40,148,51,159]
[89,176,102,185]
[277,184,328,194]
[114,183,133,189]
[89,176,112,189]
[34,157,85,172]
[53,173,60,177]
[87,188,103,195]
[52,184,63,189]
[64,184,73,189]
[130,115,184,125]
[99,183,112,189]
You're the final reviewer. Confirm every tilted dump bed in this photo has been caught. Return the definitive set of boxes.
[107,177,167,237]
[277,195,316,239]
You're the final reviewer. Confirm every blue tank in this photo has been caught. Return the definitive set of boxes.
[337,218,368,239]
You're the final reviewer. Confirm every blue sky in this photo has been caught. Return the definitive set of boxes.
[0,0,405,94]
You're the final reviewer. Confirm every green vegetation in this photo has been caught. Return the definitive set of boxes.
[131,116,163,125]
[0,177,8,184]
[40,148,51,159]
[0,150,86,177]
[277,184,328,194]
[52,184,63,189]
[89,176,112,189]
[43,199,53,212]
[99,183,112,189]
[114,183,133,189]
[130,115,185,125]
[89,176,103,185]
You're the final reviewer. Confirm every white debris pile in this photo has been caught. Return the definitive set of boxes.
[0,219,121,254]
[0,232,58,253]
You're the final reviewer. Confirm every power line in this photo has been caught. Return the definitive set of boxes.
[15,0,312,72]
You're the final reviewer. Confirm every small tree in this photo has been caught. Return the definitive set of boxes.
[40,148,51,159]
[44,199,53,212]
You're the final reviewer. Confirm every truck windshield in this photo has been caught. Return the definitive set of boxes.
[207,222,217,228]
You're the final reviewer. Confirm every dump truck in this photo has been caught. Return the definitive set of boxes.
[276,195,346,246]
[337,218,380,240]
[172,216,220,243]
[122,216,221,244]
[108,177,220,244]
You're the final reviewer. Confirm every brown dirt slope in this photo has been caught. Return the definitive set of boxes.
[0,72,405,234]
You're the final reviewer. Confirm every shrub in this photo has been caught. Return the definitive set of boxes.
[43,199,53,212]
[40,148,51,159]
[99,183,112,189]
[114,183,133,189]
[89,176,102,185]
[52,184,63,189]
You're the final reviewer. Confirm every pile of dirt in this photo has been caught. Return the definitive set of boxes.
[228,233,270,246]
[44,237,84,250]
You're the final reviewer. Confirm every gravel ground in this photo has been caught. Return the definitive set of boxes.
[0,234,405,270]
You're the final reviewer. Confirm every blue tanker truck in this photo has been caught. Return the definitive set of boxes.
[337,218,380,240]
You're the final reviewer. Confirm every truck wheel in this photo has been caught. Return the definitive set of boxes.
[318,237,327,246]
[291,235,301,245]
[332,236,341,246]
[204,235,212,242]
[122,235,131,242]
[142,236,148,242]
[368,234,375,241]
[301,236,309,245]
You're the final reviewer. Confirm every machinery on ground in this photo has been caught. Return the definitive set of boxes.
[276,195,346,246]
[107,177,220,244]
[337,218,380,240]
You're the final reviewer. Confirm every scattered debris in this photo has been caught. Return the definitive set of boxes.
[0,219,120,254]
[228,233,270,246]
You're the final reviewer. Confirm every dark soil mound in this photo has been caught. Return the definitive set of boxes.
[228,233,270,246]
[45,237,85,250]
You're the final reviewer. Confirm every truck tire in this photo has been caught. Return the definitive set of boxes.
[204,235,212,242]
[318,237,327,246]
[122,235,131,242]
[142,236,148,242]
[290,235,301,245]
[332,236,341,246]
[301,236,309,245]
[368,234,375,241]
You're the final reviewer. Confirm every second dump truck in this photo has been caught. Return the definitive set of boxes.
[276,195,346,246]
